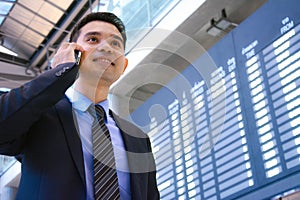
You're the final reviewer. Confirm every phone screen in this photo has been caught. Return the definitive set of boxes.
[74,50,82,65]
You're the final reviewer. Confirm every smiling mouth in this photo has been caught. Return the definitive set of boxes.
[93,58,115,66]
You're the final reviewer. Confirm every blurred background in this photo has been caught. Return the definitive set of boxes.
[0,0,299,199]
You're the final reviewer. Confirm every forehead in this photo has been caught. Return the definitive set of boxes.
[79,21,122,38]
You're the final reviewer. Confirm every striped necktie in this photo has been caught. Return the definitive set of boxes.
[91,105,120,200]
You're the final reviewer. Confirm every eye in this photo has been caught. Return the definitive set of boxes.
[111,40,121,48]
[87,37,98,43]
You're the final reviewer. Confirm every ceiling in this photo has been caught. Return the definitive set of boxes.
[0,0,97,78]
[0,0,268,112]
[0,0,101,66]
[1,0,73,60]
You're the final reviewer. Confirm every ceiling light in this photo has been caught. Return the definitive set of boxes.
[0,45,18,57]
[206,8,238,37]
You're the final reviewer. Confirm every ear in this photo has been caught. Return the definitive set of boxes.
[123,58,128,72]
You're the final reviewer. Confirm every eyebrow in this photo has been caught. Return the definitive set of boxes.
[84,31,124,44]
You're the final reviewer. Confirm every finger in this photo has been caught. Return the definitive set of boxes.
[51,43,84,68]
[71,43,85,53]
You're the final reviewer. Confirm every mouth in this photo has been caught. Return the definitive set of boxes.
[93,57,115,66]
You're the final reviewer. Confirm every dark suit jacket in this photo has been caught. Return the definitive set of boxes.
[0,63,159,200]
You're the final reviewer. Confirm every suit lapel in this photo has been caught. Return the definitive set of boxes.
[55,97,86,188]
[110,111,148,199]
[122,133,145,199]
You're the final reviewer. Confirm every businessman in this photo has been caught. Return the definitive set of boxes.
[0,12,159,200]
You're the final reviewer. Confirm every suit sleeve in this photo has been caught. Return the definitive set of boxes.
[0,62,78,149]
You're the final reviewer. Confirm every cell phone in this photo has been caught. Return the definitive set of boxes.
[74,50,82,65]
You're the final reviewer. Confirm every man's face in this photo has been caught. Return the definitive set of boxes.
[76,20,127,85]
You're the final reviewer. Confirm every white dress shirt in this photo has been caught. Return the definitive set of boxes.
[66,86,131,200]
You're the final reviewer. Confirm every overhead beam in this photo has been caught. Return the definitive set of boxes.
[29,0,97,69]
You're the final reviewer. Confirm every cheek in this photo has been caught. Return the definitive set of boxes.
[81,48,94,60]
[115,55,125,64]
[82,45,93,52]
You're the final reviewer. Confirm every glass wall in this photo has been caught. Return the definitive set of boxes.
[94,0,181,51]
[0,156,16,176]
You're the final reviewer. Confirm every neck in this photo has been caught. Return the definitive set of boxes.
[74,78,110,103]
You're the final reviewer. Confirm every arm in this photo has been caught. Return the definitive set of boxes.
[0,42,83,145]
[0,62,78,144]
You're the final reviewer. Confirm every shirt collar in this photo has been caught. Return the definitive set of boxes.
[98,100,110,117]
[65,86,93,112]
[66,86,110,115]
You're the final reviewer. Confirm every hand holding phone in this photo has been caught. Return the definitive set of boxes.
[74,50,82,65]
[51,42,84,68]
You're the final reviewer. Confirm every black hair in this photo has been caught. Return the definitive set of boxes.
[69,12,126,48]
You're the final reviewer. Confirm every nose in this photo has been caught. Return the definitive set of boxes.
[96,39,113,53]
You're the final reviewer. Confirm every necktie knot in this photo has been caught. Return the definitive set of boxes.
[89,104,107,123]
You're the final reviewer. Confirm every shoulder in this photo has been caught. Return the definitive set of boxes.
[109,110,154,153]
[109,110,149,139]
